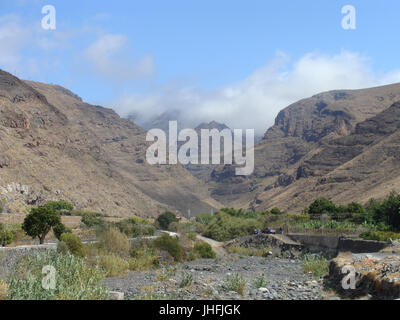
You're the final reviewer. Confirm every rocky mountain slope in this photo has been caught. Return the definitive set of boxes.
[0,70,221,216]
[210,83,400,212]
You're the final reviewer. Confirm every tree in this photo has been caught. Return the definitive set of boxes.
[156,211,178,230]
[346,202,365,214]
[307,198,337,216]
[53,222,71,240]
[44,201,73,213]
[22,206,63,244]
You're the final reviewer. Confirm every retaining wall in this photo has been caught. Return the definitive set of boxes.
[287,233,389,254]
[0,244,56,279]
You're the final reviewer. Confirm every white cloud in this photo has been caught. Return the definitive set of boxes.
[84,34,155,82]
[116,51,400,135]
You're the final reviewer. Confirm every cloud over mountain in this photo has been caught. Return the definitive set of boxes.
[116,51,400,135]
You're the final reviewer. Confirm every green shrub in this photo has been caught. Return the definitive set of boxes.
[202,212,261,241]
[306,198,337,216]
[359,231,400,242]
[97,254,129,277]
[193,242,216,259]
[188,232,197,241]
[369,192,400,230]
[53,222,71,240]
[220,208,260,219]
[60,233,85,258]
[253,274,268,289]
[129,247,159,271]
[179,272,193,288]
[195,213,213,226]
[156,211,178,230]
[114,219,156,237]
[44,201,74,212]
[223,273,246,295]
[57,241,69,255]
[302,254,329,278]
[270,207,282,215]
[288,214,310,224]
[7,251,108,300]
[98,227,131,257]
[0,223,13,246]
[81,212,105,228]
[152,233,183,262]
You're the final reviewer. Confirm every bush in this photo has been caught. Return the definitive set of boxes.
[98,227,131,257]
[179,272,193,288]
[0,279,8,300]
[57,241,69,255]
[114,218,156,237]
[307,198,337,216]
[202,212,261,241]
[253,274,268,289]
[220,208,260,219]
[223,273,246,295]
[302,254,329,278]
[60,233,85,257]
[22,206,62,244]
[7,251,108,300]
[288,214,310,224]
[270,208,282,215]
[0,223,13,246]
[188,232,197,241]
[193,242,216,259]
[156,211,178,230]
[195,213,213,226]
[371,192,400,230]
[129,247,159,271]
[98,254,129,277]
[359,231,400,242]
[44,201,74,212]
[81,212,105,228]
[152,233,183,262]
[53,223,71,240]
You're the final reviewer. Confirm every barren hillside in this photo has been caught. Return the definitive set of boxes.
[0,70,221,216]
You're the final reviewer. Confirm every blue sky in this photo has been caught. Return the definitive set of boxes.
[1,0,400,133]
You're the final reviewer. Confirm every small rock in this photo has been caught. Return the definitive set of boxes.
[109,291,124,300]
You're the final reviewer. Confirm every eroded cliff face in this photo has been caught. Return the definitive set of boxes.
[0,70,221,216]
[209,83,400,212]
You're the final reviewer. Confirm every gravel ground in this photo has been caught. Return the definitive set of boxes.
[103,254,327,300]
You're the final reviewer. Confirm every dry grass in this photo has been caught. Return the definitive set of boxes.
[227,246,270,257]
[97,227,131,257]
[0,279,8,300]
[97,254,129,277]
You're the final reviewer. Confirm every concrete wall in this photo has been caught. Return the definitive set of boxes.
[287,234,339,254]
[0,244,56,279]
[338,238,388,253]
[287,233,389,254]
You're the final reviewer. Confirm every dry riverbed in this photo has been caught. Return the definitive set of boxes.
[104,254,329,300]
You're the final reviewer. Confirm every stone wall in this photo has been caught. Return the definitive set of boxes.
[0,244,56,279]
